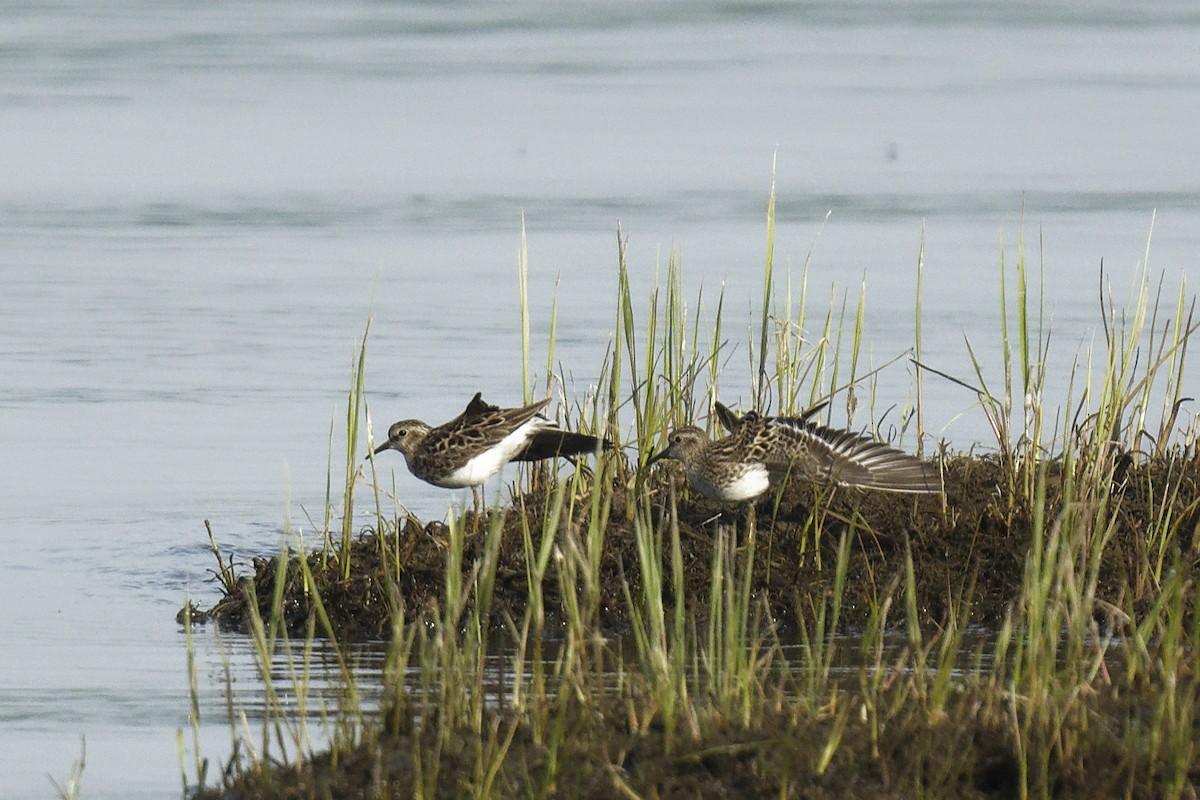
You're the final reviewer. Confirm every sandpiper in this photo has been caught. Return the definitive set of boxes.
[647,401,941,501]
[372,392,609,489]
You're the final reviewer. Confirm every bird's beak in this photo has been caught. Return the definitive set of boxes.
[645,447,670,467]
[372,440,393,456]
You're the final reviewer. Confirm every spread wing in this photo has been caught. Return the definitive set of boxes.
[768,418,941,493]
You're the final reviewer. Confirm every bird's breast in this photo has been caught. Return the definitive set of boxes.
[687,461,770,502]
[427,417,547,488]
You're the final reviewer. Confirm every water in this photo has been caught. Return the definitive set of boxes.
[1,1,1198,796]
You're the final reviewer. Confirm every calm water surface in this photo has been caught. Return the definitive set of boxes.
[1,2,1198,796]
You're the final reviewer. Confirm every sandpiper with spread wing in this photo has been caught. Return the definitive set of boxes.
[372,392,609,489]
[647,401,941,502]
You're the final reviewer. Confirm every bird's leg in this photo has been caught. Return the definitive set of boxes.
[470,485,483,531]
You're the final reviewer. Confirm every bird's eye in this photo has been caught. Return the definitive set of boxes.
[397,428,407,438]
[672,433,682,443]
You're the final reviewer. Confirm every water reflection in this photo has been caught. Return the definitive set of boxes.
[206,623,1124,731]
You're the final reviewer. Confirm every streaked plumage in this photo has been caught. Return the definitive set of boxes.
[647,401,941,501]
[373,392,609,489]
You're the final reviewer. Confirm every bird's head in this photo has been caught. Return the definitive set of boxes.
[646,426,709,466]
[373,419,432,460]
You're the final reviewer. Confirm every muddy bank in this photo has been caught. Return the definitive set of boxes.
[198,451,1200,639]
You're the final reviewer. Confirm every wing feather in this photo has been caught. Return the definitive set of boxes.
[432,396,551,461]
[770,418,940,493]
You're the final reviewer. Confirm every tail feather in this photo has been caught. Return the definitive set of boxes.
[515,430,612,462]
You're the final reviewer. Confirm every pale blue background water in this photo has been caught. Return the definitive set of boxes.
[1,2,1198,796]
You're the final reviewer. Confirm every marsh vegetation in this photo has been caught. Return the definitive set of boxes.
[185,193,1200,799]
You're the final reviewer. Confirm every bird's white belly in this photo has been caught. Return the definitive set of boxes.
[688,463,770,502]
[432,419,544,488]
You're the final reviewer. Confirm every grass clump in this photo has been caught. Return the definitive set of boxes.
[188,189,1200,799]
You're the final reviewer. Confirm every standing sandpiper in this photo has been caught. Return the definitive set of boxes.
[372,392,609,489]
[647,401,940,501]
